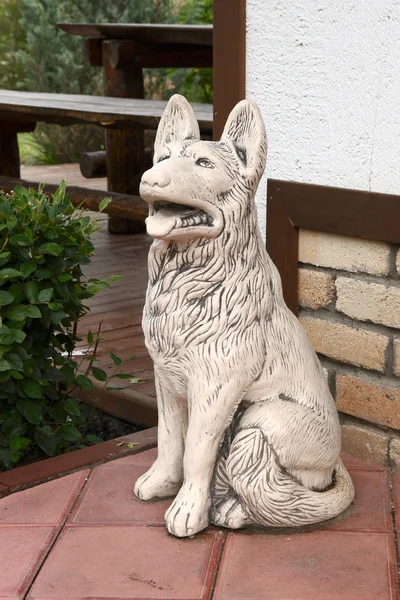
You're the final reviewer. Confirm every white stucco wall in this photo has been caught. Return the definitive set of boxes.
[246,0,400,235]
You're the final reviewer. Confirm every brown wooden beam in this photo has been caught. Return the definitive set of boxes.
[102,39,213,69]
[0,176,148,221]
[0,121,36,179]
[82,38,103,67]
[102,40,146,234]
[213,0,246,139]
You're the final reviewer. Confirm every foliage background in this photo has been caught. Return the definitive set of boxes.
[0,0,212,164]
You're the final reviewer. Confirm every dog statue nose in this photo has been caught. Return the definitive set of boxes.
[141,168,171,189]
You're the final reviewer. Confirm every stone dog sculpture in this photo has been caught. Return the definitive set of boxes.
[135,94,354,538]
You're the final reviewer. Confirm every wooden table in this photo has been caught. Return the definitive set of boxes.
[57,23,213,233]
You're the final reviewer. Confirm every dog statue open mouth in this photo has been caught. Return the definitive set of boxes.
[135,94,354,538]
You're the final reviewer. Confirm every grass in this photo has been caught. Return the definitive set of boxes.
[18,132,55,166]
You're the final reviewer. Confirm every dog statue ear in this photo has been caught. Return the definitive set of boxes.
[154,94,200,161]
[221,100,267,178]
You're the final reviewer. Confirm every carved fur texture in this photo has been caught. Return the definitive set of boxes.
[135,94,354,538]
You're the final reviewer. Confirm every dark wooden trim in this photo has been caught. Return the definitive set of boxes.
[266,179,400,315]
[213,0,246,139]
[100,39,212,69]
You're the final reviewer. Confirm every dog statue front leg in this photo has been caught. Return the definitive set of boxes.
[165,381,243,537]
[134,371,187,500]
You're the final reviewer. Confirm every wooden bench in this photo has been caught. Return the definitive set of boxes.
[0,89,213,222]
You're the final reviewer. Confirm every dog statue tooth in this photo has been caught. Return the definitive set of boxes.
[136,94,354,538]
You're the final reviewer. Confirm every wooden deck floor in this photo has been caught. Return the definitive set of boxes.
[21,163,108,191]
[77,222,155,400]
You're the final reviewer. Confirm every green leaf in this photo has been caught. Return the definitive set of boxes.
[37,243,63,256]
[10,437,31,452]
[58,423,82,442]
[9,330,26,344]
[38,288,53,302]
[11,233,30,246]
[0,359,11,372]
[91,366,107,382]
[86,283,108,295]
[109,352,121,367]
[57,274,73,282]
[20,261,37,278]
[22,381,44,399]
[0,251,10,260]
[0,447,11,468]
[0,291,14,307]
[25,305,41,319]
[87,330,93,344]
[4,305,27,321]
[85,433,103,445]
[24,280,39,303]
[34,428,57,456]
[99,197,112,212]
[114,373,133,379]
[75,374,94,390]
[10,370,24,379]
[23,400,44,424]
[7,353,23,371]
[63,397,81,417]
[0,268,22,279]
[108,275,123,282]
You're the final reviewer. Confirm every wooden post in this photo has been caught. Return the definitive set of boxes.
[0,125,20,178]
[0,121,36,178]
[212,0,246,140]
[103,40,146,234]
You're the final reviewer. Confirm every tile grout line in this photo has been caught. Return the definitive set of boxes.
[22,467,93,600]
[388,475,400,593]
[208,532,227,600]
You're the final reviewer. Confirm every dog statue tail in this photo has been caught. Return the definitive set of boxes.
[214,427,354,529]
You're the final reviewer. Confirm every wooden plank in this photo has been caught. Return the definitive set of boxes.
[0,175,148,221]
[21,163,107,191]
[57,22,213,46]
[270,179,400,245]
[76,225,156,404]
[0,125,20,178]
[102,39,213,69]
[82,38,103,67]
[0,91,213,131]
[213,0,246,139]
[102,41,146,234]
[266,180,299,315]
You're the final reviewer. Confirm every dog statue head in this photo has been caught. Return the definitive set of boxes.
[140,95,267,241]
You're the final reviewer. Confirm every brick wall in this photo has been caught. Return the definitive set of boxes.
[298,229,400,470]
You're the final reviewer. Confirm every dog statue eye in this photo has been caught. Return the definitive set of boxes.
[196,158,215,169]
[158,155,170,163]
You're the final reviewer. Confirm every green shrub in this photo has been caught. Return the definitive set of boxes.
[0,183,130,468]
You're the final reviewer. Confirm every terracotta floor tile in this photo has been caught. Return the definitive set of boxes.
[0,526,57,600]
[341,452,386,471]
[28,526,223,600]
[214,531,397,600]
[102,447,157,468]
[68,466,169,525]
[327,470,392,532]
[0,470,89,526]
